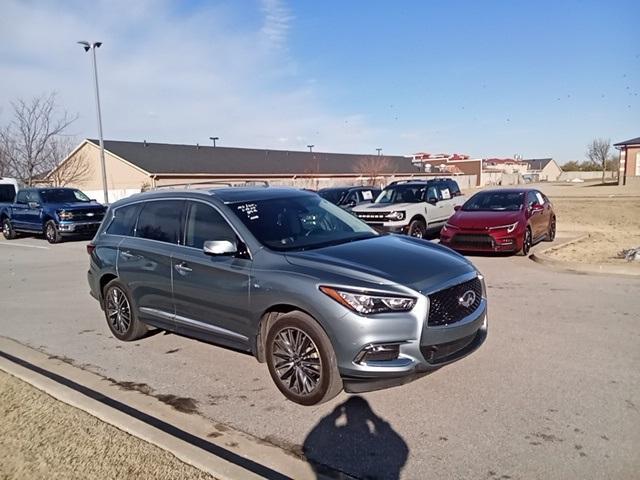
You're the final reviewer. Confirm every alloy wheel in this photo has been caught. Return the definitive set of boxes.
[46,223,55,242]
[523,229,532,255]
[105,287,132,335]
[271,327,322,396]
[2,221,9,236]
[549,218,556,241]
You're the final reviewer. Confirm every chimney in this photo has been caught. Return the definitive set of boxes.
[143,140,148,147]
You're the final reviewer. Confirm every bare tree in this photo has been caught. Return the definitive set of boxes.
[0,93,77,185]
[353,156,395,187]
[586,138,611,184]
[44,136,91,187]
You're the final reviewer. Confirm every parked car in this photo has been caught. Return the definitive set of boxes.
[1,187,107,243]
[351,179,465,238]
[87,187,487,405]
[439,188,556,255]
[0,177,19,203]
[318,186,380,210]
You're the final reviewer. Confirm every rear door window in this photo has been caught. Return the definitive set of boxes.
[0,185,16,202]
[106,204,141,237]
[136,200,185,244]
[184,202,236,249]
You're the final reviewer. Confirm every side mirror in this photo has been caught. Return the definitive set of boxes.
[427,196,438,204]
[453,205,461,211]
[28,201,40,209]
[347,200,356,208]
[203,240,237,256]
[90,198,97,202]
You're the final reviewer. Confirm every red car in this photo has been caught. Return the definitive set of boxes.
[439,188,556,255]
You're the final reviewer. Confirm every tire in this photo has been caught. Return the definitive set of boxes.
[407,219,427,238]
[520,227,532,256]
[44,220,62,244]
[545,216,556,242]
[2,218,17,240]
[265,311,343,406]
[102,279,148,341]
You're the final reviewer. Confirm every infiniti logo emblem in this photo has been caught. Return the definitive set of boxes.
[458,290,476,308]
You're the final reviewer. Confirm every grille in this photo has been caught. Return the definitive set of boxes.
[427,277,482,327]
[452,234,494,249]
[355,211,390,221]
[69,209,105,221]
[420,333,476,363]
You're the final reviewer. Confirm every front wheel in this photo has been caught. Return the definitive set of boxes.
[265,311,343,406]
[45,220,62,244]
[407,219,427,238]
[2,218,17,240]
[520,227,532,256]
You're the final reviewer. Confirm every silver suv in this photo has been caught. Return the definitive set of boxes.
[352,179,465,237]
[87,187,487,405]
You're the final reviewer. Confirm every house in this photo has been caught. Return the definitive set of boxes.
[482,158,528,174]
[521,158,563,182]
[410,153,483,186]
[614,136,640,186]
[48,139,478,203]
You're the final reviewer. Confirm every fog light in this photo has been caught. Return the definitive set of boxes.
[355,344,400,364]
[499,238,514,245]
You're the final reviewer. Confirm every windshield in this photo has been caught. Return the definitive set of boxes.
[230,195,377,251]
[462,191,524,212]
[318,188,348,205]
[39,189,91,204]
[374,185,426,204]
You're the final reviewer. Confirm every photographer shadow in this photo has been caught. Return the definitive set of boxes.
[303,396,408,479]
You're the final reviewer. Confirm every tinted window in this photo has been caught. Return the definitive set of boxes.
[446,180,461,195]
[0,185,16,202]
[463,191,525,212]
[16,190,28,204]
[374,184,427,204]
[106,204,141,236]
[136,200,184,244]
[185,202,236,249]
[526,191,539,206]
[39,189,90,203]
[318,188,348,205]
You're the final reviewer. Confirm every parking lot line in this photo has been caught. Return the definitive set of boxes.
[0,242,49,250]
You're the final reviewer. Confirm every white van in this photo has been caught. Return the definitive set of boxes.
[0,177,19,203]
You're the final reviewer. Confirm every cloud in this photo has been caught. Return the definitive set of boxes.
[0,0,378,154]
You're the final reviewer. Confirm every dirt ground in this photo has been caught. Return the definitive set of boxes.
[536,181,640,266]
[0,370,216,480]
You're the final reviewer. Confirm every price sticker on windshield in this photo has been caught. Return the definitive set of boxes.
[440,188,451,200]
[362,190,373,200]
[236,203,259,220]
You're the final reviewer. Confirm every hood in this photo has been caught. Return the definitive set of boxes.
[285,234,475,293]
[352,202,415,213]
[449,210,522,230]
[48,202,105,210]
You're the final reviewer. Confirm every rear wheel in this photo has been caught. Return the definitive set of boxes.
[45,220,62,244]
[407,219,427,238]
[520,227,532,256]
[265,311,343,406]
[2,218,17,240]
[545,216,556,242]
[103,279,147,341]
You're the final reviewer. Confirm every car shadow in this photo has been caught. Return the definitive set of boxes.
[303,396,408,479]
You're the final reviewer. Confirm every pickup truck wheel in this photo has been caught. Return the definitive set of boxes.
[2,218,17,240]
[266,311,343,406]
[407,219,427,238]
[44,220,62,244]
[103,279,148,341]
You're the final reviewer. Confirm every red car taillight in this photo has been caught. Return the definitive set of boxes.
[86,244,96,255]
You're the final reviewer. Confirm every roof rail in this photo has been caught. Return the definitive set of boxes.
[153,180,270,190]
[386,177,452,186]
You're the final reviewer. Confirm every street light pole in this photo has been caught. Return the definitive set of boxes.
[376,148,382,156]
[307,144,314,153]
[79,41,108,204]
[209,136,219,147]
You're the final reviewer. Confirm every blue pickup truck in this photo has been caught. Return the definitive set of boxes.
[0,187,107,243]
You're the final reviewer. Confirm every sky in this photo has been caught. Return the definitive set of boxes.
[0,0,638,163]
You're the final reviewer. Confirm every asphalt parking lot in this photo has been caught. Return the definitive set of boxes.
[1,235,639,479]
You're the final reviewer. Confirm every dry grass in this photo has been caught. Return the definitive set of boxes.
[0,370,216,480]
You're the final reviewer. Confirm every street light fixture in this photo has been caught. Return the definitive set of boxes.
[376,148,382,156]
[209,136,219,147]
[307,144,314,153]
[78,41,108,204]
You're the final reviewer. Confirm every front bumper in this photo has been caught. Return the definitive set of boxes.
[440,229,522,252]
[58,221,102,235]
[335,274,488,393]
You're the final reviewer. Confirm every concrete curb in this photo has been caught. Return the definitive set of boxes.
[0,336,343,480]
[530,233,640,278]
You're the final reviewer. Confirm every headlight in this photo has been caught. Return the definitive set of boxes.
[443,222,458,231]
[58,210,73,220]
[320,286,416,314]
[386,211,405,221]
[489,222,518,233]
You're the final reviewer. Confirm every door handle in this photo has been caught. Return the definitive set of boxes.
[174,262,192,275]
[120,250,135,260]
